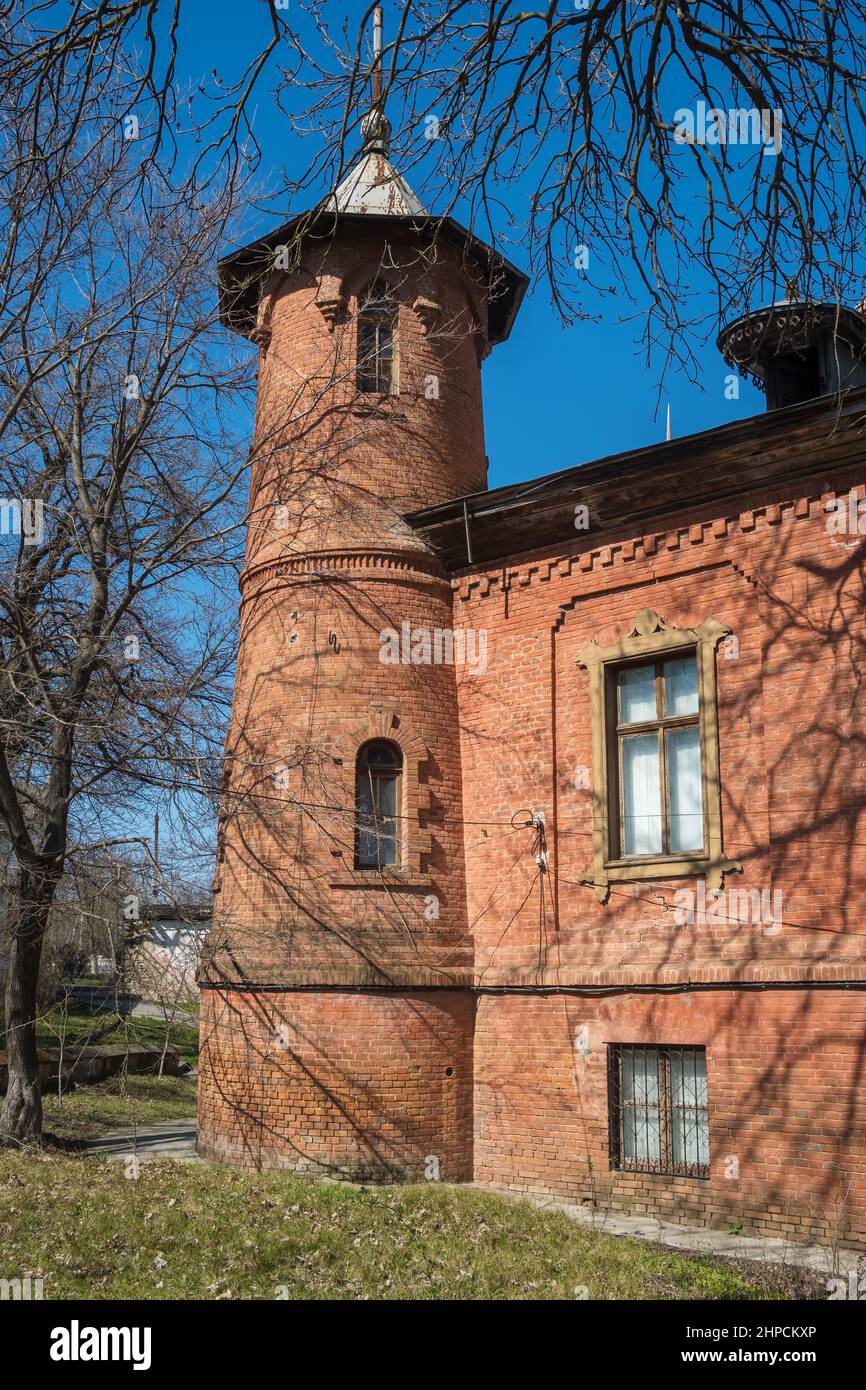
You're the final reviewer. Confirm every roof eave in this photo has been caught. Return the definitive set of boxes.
[217,211,529,344]
[405,384,866,570]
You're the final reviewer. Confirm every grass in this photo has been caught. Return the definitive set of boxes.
[33,1005,199,1066]
[0,1149,827,1301]
[41,1074,198,1141]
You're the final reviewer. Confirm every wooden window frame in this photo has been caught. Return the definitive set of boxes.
[357,283,398,396]
[578,609,741,903]
[354,739,403,870]
[329,713,433,889]
[610,653,703,860]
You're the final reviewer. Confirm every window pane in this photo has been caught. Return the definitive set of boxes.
[375,773,397,818]
[618,664,656,724]
[664,655,699,716]
[621,734,663,854]
[364,742,400,769]
[357,814,397,867]
[621,1049,661,1162]
[357,778,374,816]
[670,1050,709,1169]
[376,821,398,865]
[356,742,401,868]
[359,320,377,361]
[666,726,703,852]
[357,825,378,866]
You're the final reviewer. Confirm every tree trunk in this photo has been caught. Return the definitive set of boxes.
[0,866,58,1143]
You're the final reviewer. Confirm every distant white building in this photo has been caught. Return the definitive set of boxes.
[125,904,210,1004]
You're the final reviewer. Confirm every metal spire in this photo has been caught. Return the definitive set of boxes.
[371,5,383,108]
[323,4,427,216]
[362,5,391,154]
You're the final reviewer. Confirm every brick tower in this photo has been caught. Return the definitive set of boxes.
[197,11,525,1176]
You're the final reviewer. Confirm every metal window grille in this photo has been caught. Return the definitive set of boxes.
[608,1044,710,1178]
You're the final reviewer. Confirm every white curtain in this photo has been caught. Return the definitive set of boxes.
[622,734,663,854]
[619,664,656,723]
[664,656,699,716]
[621,1049,661,1162]
[667,726,703,851]
[670,1050,709,1168]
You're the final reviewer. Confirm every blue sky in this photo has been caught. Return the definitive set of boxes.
[171,0,769,492]
[69,0,848,877]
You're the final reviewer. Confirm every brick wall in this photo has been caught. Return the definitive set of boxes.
[199,225,487,1173]
[475,986,866,1247]
[205,225,490,989]
[198,986,474,1180]
[456,475,866,986]
[451,469,866,1247]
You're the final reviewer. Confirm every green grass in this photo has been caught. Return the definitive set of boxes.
[33,1005,199,1065]
[0,1150,825,1301]
[41,1074,198,1141]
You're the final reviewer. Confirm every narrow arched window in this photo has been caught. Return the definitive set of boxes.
[355,740,402,868]
[357,282,397,394]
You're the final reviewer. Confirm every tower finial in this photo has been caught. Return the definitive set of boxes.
[372,5,383,107]
[361,5,392,154]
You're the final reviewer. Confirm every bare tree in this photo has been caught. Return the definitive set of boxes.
[5,2,865,369]
[272,2,864,381]
[0,43,255,1141]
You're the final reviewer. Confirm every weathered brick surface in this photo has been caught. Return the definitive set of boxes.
[475,988,866,1247]
[204,227,486,988]
[198,987,473,1180]
[199,225,484,1178]
[457,482,866,986]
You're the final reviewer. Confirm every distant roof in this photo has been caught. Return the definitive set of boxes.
[142,902,212,924]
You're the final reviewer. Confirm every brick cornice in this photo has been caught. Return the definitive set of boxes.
[240,547,451,599]
[453,481,863,606]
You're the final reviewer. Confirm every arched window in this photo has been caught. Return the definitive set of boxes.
[355,740,402,868]
[357,282,397,394]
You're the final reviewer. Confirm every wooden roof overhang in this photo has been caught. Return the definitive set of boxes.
[405,387,866,572]
[218,209,528,347]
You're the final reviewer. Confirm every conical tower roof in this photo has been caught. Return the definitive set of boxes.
[321,148,426,218]
[217,6,527,346]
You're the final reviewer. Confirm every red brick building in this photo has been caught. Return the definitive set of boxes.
[199,93,866,1247]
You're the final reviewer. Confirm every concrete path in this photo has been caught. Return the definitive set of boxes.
[477,1183,863,1278]
[128,1001,198,1023]
[85,1118,199,1163]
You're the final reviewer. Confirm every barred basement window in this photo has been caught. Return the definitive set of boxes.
[608,1044,710,1178]
[357,282,397,394]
